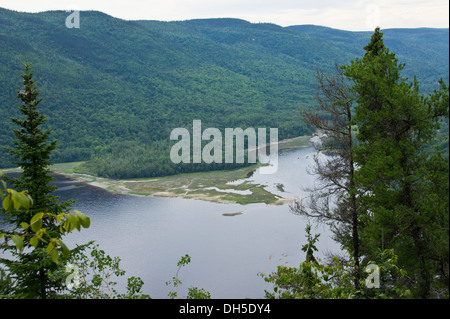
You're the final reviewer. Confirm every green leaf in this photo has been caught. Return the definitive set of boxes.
[56,213,64,223]
[12,198,21,210]
[57,239,70,259]
[26,194,33,208]
[64,213,78,233]
[30,212,44,232]
[46,241,55,253]
[2,195,11,211]
[30,212,44,224]
[31,219,43,232]
[21,222,29,229]
[18,192,32,209]
[30,236,39,248]
[10,189,22,210]
[50,248,59,264]
[75,210,90,228]
[11,235,24,252]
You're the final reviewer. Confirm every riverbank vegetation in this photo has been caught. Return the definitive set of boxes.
[2,135,311,205]
[275,28,449,299]
[1,63,92,298]
[1,25,448,300]
[1,8,448,179]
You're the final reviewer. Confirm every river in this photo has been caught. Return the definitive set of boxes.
[3,146,341,298]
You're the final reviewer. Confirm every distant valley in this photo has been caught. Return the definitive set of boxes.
[0,7,448,178]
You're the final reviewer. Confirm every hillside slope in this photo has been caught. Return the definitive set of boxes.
[0,8,448,177]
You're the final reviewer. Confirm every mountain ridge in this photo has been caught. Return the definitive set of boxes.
[0,7,448,178]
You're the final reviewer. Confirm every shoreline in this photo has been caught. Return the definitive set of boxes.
[53,165,297,205]
[3,135,313,205]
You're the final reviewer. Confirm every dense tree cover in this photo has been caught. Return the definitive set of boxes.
[261,224,412,299]
[0,62,91,298]
[0,8,448,178]
[0,169,92,298]
[284,28,449,299]
[344,28,449,298]
[1,30,448,298]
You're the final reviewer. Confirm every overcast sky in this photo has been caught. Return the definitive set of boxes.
[1,0,448,31]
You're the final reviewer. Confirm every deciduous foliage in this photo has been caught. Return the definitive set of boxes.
[0,170,91,298]
[0,8,447,178]
[166,254,211,299]
[260,224,411,299]
[62,243,150,299]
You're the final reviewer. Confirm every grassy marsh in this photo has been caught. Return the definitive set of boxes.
[3,135,312,205]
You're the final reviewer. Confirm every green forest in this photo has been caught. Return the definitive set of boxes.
[0,4,448,301]
[0,8,448,178]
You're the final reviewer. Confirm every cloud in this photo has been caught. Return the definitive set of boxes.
[375,0,449,29]
[1,0,448,30]
[230,0,449,30]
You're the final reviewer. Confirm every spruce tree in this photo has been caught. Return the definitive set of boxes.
[7,62,61,216]
[344,28,449,298]
[2,61,73,298]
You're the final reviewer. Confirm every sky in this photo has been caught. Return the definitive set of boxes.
[0,0,448,31]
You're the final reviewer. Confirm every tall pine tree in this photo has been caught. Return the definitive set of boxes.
[2,61,73,298]
[344,28,449,298]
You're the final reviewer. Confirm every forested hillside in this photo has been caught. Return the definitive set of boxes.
[0,8,448,178]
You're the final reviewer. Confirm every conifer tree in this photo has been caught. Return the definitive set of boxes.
[292,64,362,289]
[344,28,449,298]
[2,61,73,298]
[6,62,70,218]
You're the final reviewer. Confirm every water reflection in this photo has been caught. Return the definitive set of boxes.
[1,146,341,298]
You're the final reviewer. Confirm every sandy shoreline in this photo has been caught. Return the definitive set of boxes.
[61,171,298,205]
[3,135,312,205]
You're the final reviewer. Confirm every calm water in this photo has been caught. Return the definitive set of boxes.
[3,146,341,298]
